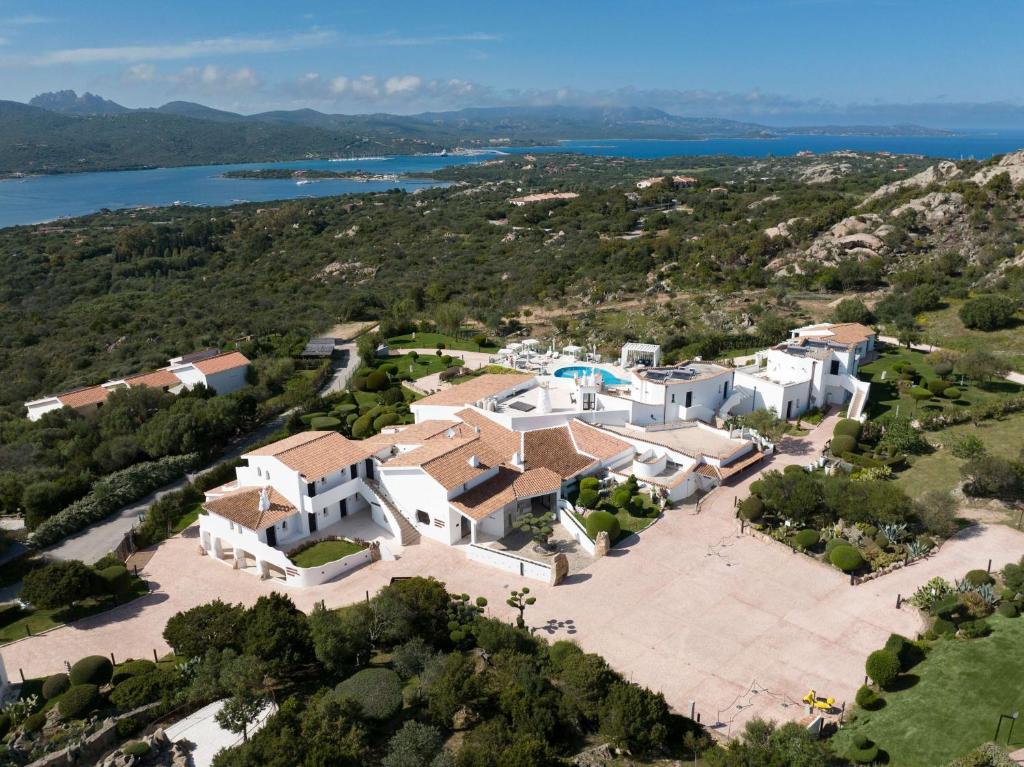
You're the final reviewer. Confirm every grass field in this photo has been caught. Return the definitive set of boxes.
[290,539,366,568]
[896,411,1024,501]
[918,299,1024,371]
[859,346,1022,420]
[831,615,1024,766]
[387,332,499,353]
[171,502,203,533]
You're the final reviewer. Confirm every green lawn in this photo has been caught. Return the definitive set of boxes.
[917,299,1024,372]
[383,352,452,380]
[290,539,366,568]
[171,502,203,533]
[897,411,1024,501]
[0,576,150,644]
[859,346,1022,421]
[614,507,657,538]
[831,615,1024,766]
[387,332,499,353]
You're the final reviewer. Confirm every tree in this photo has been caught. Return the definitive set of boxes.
[516,510,556,551]
[433,302,466,337]
[382,721,446,767]
[832,298,873,325]
[506,587,536,630]
[420,652,482,727]
[555,651,619,724]
[242,593,314,674]
[703,718,845,767]
[308,602,370,676]
[22,560,98,609]
[739,408,788,440]
[372,576,452,646]
[956,349,1007,383]
[599,681,670,754]
[959,295,1017,331]
[913,489,959,538]
[163,600,246,659]
[961,455,1023,500]
[216,692,266,742]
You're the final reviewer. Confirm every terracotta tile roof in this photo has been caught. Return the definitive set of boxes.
[451,466,563,521]
[58,385,113,409]
[383,436,478,468]
[523,426,596,479]
[568,419,633,461]
[364,420,469,446]
[422,439,500,490]
[716,450,765,480]
[243,431,377,481]
[203,486,296,530]
[695,463,720,480]
[193,351,251,375]
[124,369,180,389]
[453,408,521,457]
[411,374,533,408]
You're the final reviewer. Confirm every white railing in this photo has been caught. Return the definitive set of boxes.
[557,500,596,555]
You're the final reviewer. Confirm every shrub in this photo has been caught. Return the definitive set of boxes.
[111,660,156,686]
[579,476,600,493]
[373,412,401,431]
[378,362,398,375]
[599,682,670,754]
[584,510,620,541]
[909,385,933,402]
[42,673,71,700]
[22,560,101,609]
[299,412,327,425]
[792,529,819,549]
[364,370,391,392]
[310,416,342,430]
[932,617,956,636]
[123,741,150,758]
[627,495,648,516]
[848,733,880,764]
[865,649,900,688]
[959,294,1017,331]
[959,619,991,638]
[998,601,1019,618]
[58,684,99,720]
[738,496,764,521]
[884,633,924,670]
[381,387,405,405]
[335,668,403,720]
[69,655,113,686]
[927,378,949,396]
[576,488,599,509]
[965,569,994,587]
[97,564,131,596]
[833,419,863,439]
[825,536,848,555]
[943,387,962,399]
[548,640,583,670]
[831,435,856,456]
[110,671,169,710]
[23,711,47,733]
[610,485,632,509]
[855,685,883,711]
[830,545,865,573]
[351,414,375,439]
[31,454,199,548]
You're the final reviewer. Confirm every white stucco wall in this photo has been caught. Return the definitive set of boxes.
[203,365,249,395]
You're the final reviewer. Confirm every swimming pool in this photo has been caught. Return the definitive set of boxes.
[553,365,630,386]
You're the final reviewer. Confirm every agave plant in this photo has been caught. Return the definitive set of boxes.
[904,540,929,562]
[955,577,973,594]
[975,583,998,605]
[880,522,909,543]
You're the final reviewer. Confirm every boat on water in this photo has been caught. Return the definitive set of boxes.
[296,179,314,186]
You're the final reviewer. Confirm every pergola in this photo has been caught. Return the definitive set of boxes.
[620,342,662,368]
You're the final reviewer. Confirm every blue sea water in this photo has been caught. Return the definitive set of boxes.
[2,132,1022,229]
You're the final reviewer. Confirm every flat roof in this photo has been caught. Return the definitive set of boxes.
[635,361,729,385]
[603,422,750,461]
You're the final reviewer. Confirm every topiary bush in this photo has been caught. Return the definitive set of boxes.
[825,536,848,555]
[576,488,599,509]
[932,618,956,636]
[97,564,130,596]
[110,671,168,710]
[579,476,600,493]
[855,685,883,711]
[351,414,375,439]
[123,741,150,758]
[830,545,865,573]
[23,711,47,733]
[959,618,991,638]
[69,655,113,686]
[42,673,71,700]
[998,601,1020,618]
[58,684,99,720]
[610,485,632,509]
[831,435,856,456]
[792,529,819,549]
[833,419,863,439]
[299,412,327,425]
[738,496,764,521]
[373,412,401,431]
[584,510,621,541]
[335,668,403,720]
[310,416,342,430]
[865,649,900,689]
[848,733,880,764]
[111,660,156,686]
[927,378,949,396]
[965,569,994,587]
[364,370,390,392]
[943,387,961,399]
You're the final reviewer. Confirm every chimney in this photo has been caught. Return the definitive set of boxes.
[474,425,481,434]
[258,486,271,513]
[511,451,524,469]
[446,427,455,439]
[467,454,480,468]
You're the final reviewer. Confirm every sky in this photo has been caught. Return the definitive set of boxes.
[1,0,1023,128]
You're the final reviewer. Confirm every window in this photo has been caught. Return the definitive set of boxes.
[416,510,430,525]
[433,518,445,528]
[685,391,692,407]
[306,482,316,497]
[830,360,840,375]
[582,392,595,410]
[281,519,287,529]
[670,393,676,403]
[350,465,358,480]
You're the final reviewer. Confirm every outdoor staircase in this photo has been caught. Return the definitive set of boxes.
[364,479,420,546]
[847,381,869,421]
[717,388,752,421]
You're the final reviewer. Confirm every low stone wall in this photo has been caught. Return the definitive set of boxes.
[25,703,160,767]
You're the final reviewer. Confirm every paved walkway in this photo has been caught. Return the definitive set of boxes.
[165,699,275,767]
[7,417,1024,733]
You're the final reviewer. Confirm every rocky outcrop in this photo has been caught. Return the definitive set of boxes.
[863,160,961,204]
[799,161,853,184]
[891,191,965,226]
[971,149,1024,186]
[97,728,191,767]
[763,216,805,239]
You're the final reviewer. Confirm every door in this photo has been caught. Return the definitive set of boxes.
[785,400,793,419]
[265,525,277,547]
[460,516,470,540]
[307,512,317,533]
[364,458,375,480]
[339,497,347,517]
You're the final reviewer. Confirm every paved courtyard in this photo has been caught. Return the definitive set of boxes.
[5,415,1024,733]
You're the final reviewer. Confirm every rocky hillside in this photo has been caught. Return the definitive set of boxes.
[767,149,1024,284]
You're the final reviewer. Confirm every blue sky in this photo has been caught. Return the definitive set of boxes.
[1,0,1022,127]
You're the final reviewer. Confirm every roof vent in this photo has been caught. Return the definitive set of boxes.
[467,454,480,468]
[474,425,481,434]
[511,451,524,469]
[258,486,271,513]
[446,427,456,439]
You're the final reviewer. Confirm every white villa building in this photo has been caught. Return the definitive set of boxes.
[196,322,873,587]
[24,350,251,421]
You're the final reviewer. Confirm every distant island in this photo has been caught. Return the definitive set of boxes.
[222,168,407,182]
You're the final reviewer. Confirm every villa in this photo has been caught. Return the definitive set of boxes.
[196,322,871,587]
[24,349,251,421]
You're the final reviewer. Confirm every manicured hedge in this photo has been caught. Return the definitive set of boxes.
[943,387,961,399]
[373,412,401,431]
[831,435,856,456]
[335,668,403,720]
[310,416,342,430]
[58,684,100,720]
[829,545,865,572]
[111,660,156,686]
[31,453,199,548]
[848,734,880,764]
[98,564,130,596]
[579,477,600,493]
[584,510,621,541]
[69,655,113,686]
[998,602,1019,618]
[855,685,883,711]
[825,537,848,555]
[965,569,994,586]
[927,378,949,396]
[576,488,599,510]
[932,617,955,636]
[299,412,327,425]
[833,419,863,439]
[865,649,900,689]
[739,496,764,521]
[792,529,819,549]
[42,673,70,700]
[110,672,168,710]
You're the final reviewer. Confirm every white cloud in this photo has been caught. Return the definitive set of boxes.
[385,75,421,95]
[0,14,55,26]
[23,30,332,66]
[123,63,156,82]
[343,31,500,47]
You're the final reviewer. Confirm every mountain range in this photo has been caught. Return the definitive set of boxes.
[0,90,954,175]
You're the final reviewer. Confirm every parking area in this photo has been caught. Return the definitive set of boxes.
[5,418,1024,733]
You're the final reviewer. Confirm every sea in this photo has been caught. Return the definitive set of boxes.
[1,132,1022,230]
